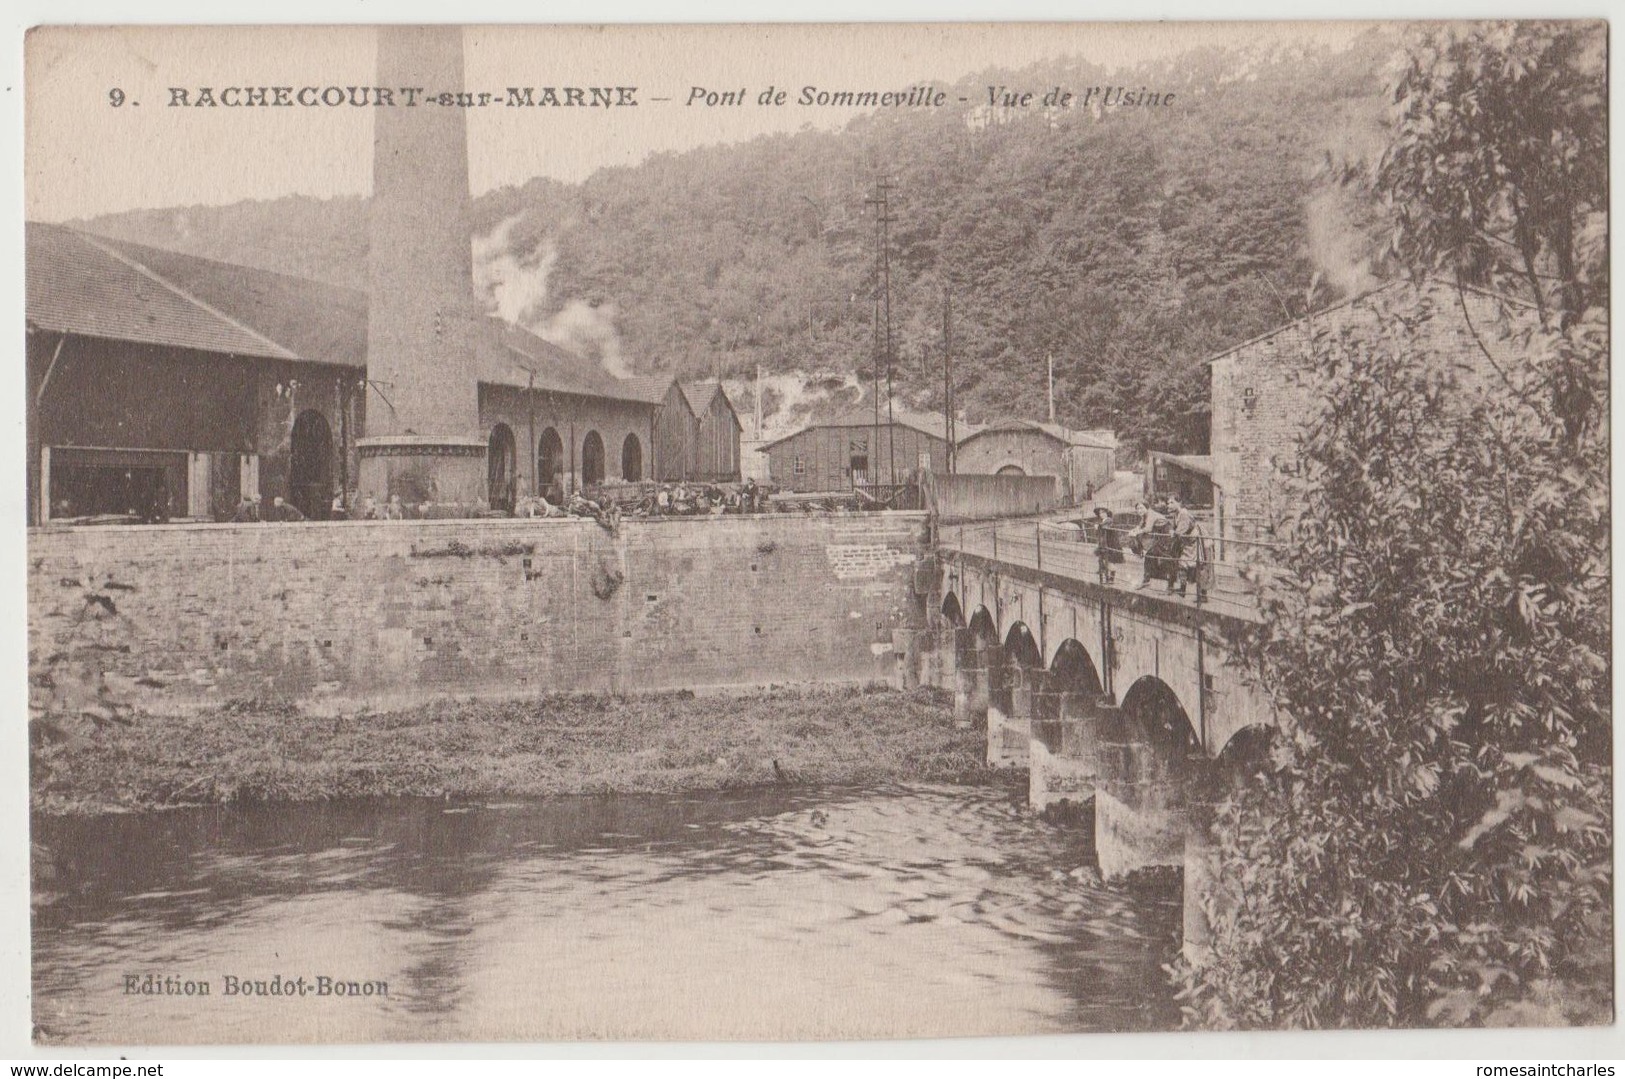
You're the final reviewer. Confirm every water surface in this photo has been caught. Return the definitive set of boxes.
[34,783,1179,1043]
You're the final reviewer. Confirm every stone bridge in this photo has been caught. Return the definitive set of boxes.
[898,519,1277,954]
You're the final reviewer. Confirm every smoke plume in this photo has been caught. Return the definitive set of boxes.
[473,213,630,378]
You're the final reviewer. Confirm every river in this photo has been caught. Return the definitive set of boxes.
[33,783,1180,1044]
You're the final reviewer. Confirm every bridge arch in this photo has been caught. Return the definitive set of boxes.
[1215,723,1274,773]
[1003,622,1042,669]
[1028,638,1109,798]
[1182,723,1278,960]
[967,605,997,646]
[1119,675,1201,757]
[1048,638,1104,698]
[983,622,1044,768]
[951,604,1003,736]
[940,591,965,628]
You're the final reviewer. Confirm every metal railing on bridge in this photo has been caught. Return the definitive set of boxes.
[938,517,1267,622]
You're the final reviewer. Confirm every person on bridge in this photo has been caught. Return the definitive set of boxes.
[1130,500,1173,589]
[1093,506,1124,583]
[1167,496,1209,602]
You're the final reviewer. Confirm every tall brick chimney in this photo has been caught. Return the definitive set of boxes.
[357,25,487,510]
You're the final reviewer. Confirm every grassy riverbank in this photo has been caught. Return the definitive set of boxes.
[32,685,998,815]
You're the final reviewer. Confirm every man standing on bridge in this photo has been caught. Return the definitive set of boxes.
[1167,496,1208,602]
[1131,500,1173,590]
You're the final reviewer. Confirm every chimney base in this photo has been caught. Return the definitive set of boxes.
[358,434,489,515]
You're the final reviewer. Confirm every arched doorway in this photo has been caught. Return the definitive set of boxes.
[289,409,333,520]
[538,427,564,501]
[488,423,517,512]
[621,433,643,482]
[581,431,606,487]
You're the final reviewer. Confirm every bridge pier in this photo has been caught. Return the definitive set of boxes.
[985,648,1030,766]
[1092,702,1189,880]
[957,638,999,732]
[948,628,980,726]
[1030,686,1111,813]
[917,624,957,693]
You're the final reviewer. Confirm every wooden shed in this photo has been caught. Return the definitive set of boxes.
[758,406,965,493]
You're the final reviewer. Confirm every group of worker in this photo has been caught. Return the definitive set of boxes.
[1092,495,1210,601]
[230,494,322,523]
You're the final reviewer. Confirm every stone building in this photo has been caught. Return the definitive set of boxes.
[954,419,1115,505]
[25,222,658,523]
[1207,278,1528,545]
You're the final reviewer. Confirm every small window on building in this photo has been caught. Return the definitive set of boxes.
[793,454,806,475]
[849,453,869,477]
[918,451,931,471]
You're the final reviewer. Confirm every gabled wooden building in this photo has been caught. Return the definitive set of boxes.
[625,376,699,482]
[758,407,973,493]
[680,381,743,483]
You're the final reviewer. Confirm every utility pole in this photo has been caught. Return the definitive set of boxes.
[1047,351,1056,424]
[870,296,881,489]
[942,287,955,475]
[921,343,931,476]
[866,177,897,489]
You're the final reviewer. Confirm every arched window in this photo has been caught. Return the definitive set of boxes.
[621,433,643,482]
[582,430,606,487]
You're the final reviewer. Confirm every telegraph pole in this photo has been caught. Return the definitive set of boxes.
[942,288,955,475]
[1047,351,1056,424]
[866,178,897,489]
[870,296,881,488]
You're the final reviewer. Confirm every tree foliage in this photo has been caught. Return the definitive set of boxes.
[1375,20,1607,441]
[1176,21,1609,1029]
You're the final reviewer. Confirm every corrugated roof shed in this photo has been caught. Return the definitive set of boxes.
[759,404,980,451]
[958,418,1115,450]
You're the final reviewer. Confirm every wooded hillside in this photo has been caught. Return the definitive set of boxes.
[76,32,1398,455]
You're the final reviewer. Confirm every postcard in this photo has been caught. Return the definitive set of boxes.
[23,20,1612,1047]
